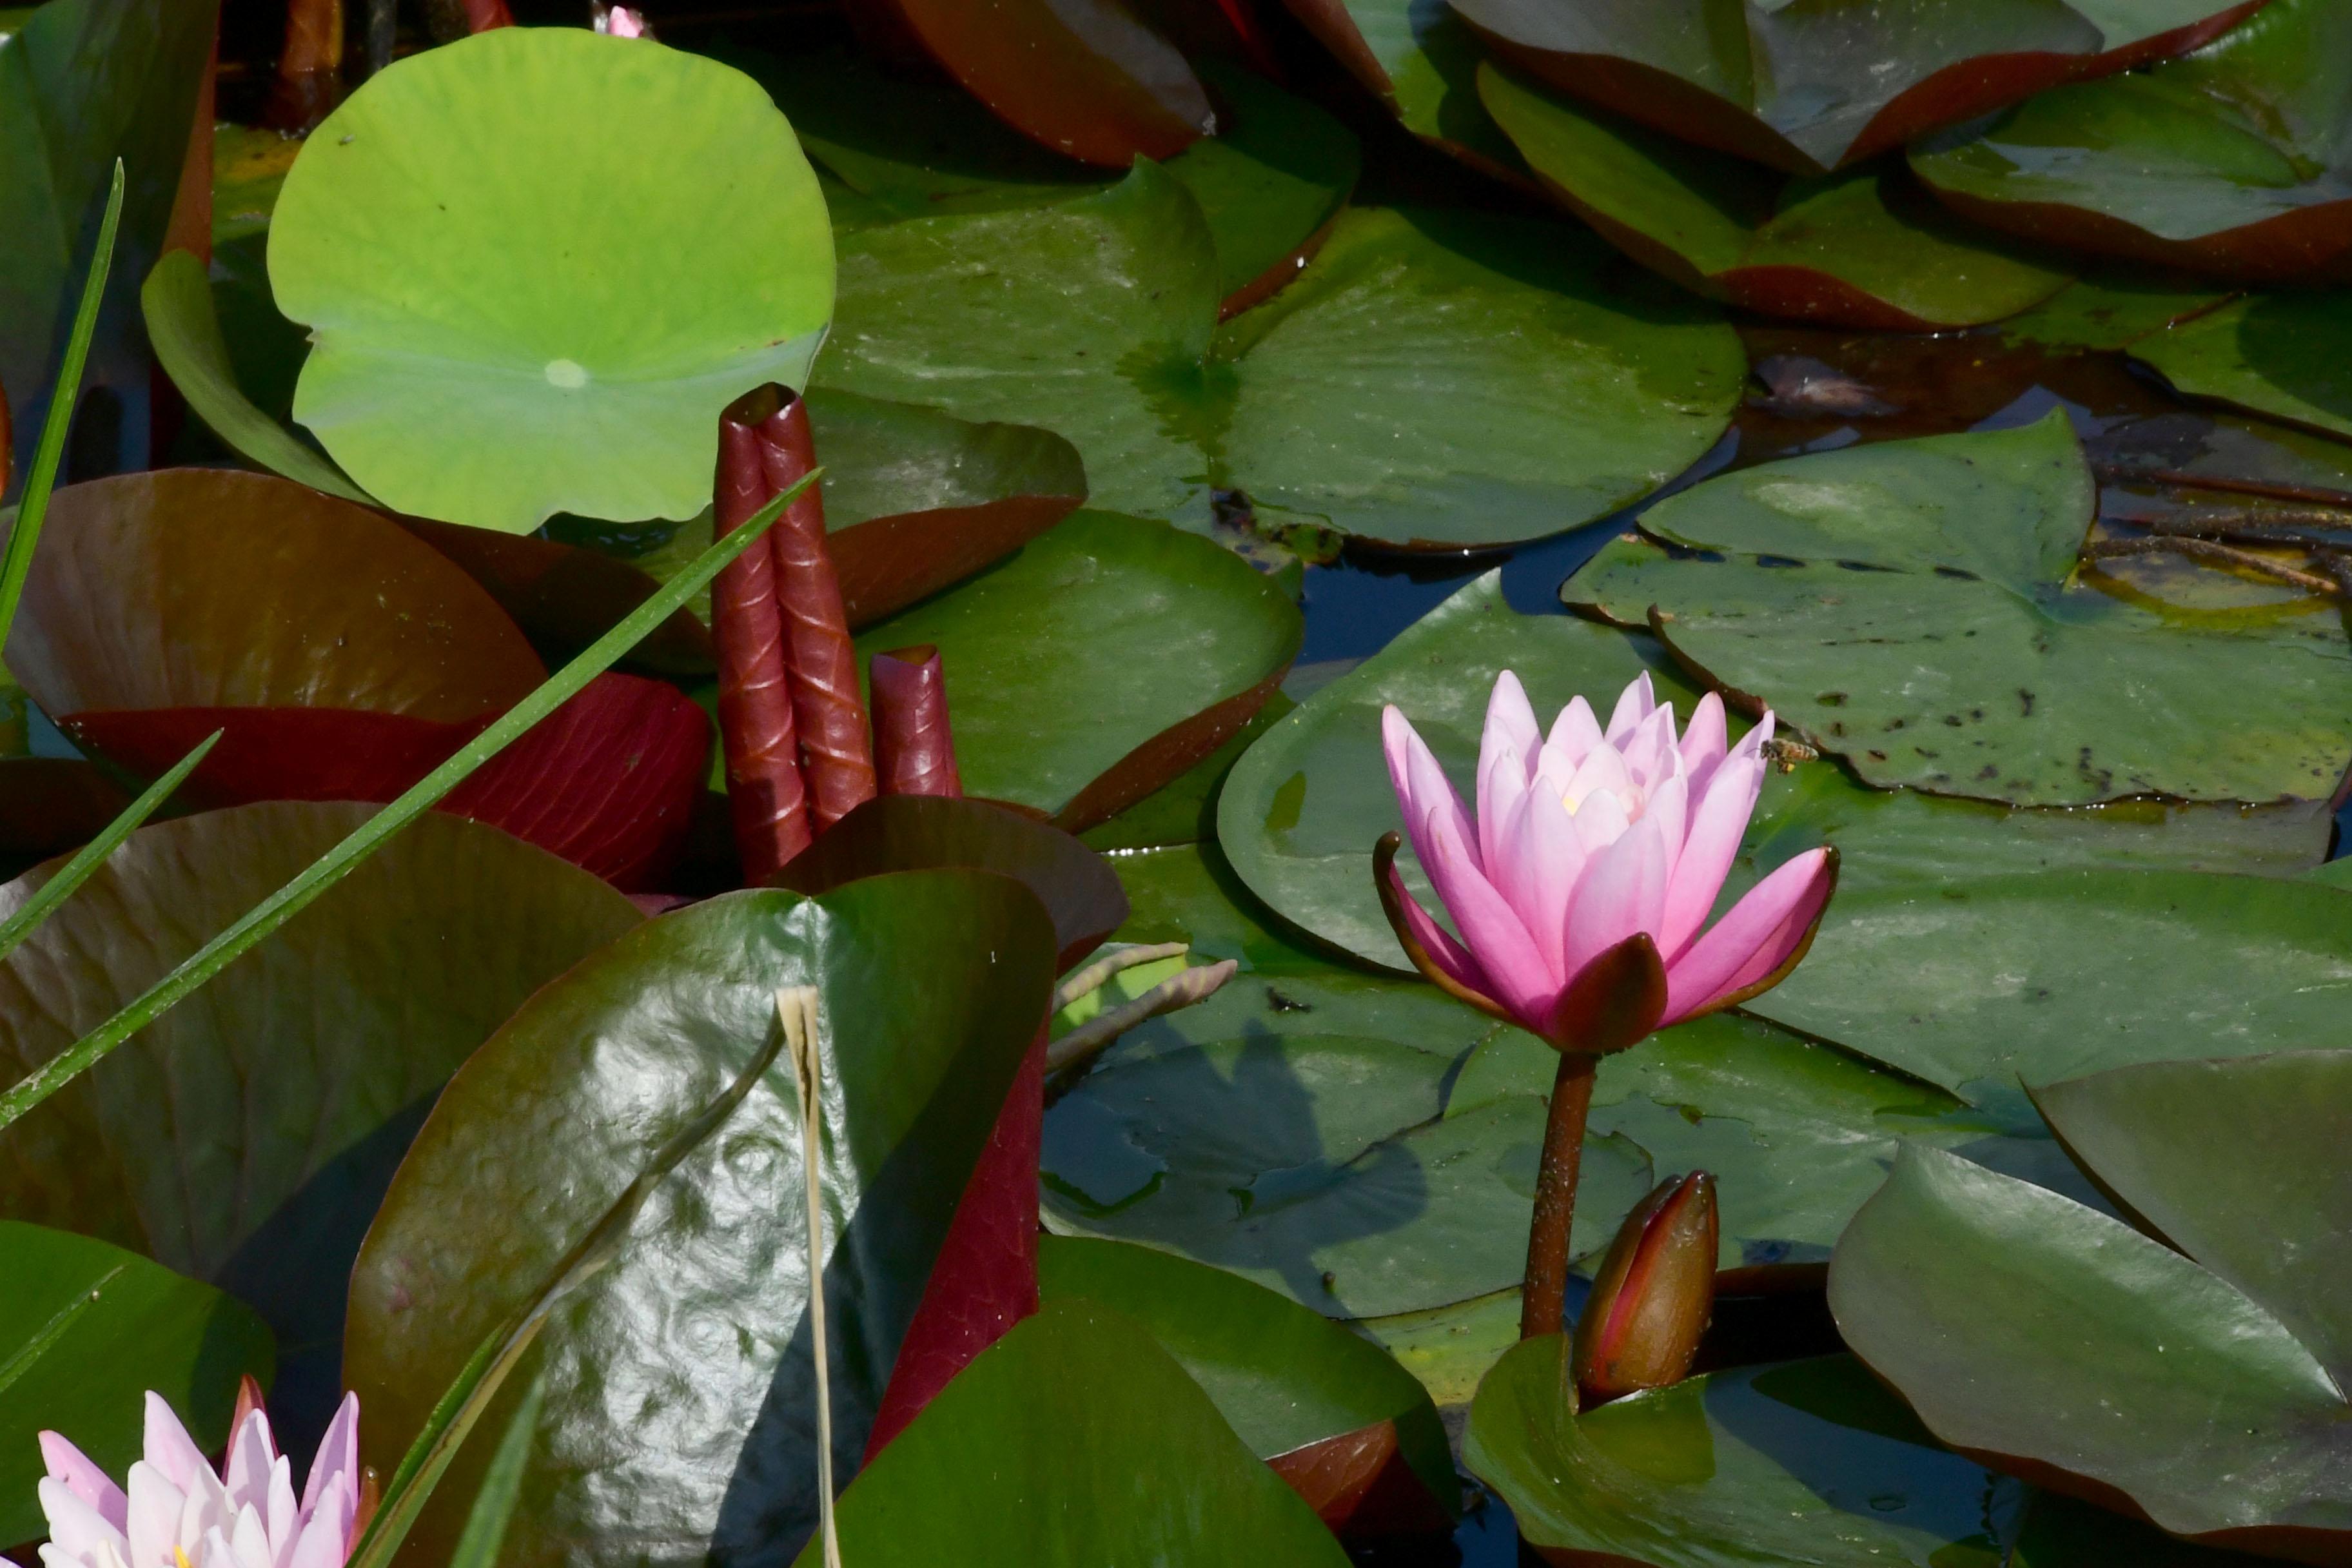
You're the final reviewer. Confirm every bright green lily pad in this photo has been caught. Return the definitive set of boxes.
[1465,1341,2032,1567]
[795,1300,1351,1567]
[853,510,1300,829]
[1568,410,2352,804]
[1831,1101,2352,1549]
[1478,64,2070,330]
[268,28,834,532]
[819,161,1742,544]
[347,873,1059,1568]
[1910,0,2352,284]
[0,1222,276,1549]
[1038,1234,1457,1511]
[2132,291,2352,443]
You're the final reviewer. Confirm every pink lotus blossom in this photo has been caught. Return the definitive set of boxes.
[1380,670,1834,1050]
[593,3,649,36]
[37,1391,362,1568]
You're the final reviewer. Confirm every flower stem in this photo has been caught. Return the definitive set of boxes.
[1521,1051,1598,1341]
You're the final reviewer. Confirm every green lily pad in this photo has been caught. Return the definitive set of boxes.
[346,872,1059,1568]
[1273,0,1534,181]
[0,802,638,1440]
[790,1300,1351,1567]
[1749,868,2352,1106]
[1478,64,2070,330]
[0,0,211,487]
[1568,411,2352,805]
[1037,1235,1458,1518]
[1998,271,2235,351]
[2132,291,2352,444]
[1910,0,2352,284]
[1449,0,2264,175]
[852,510,1301,830]
[1081,691,1295,852]
[0,1222,276,1549]
[1831,1057,2352,1553]
[1466,1341,2033,1567]
[268,28,834,533]
[818,161,1743,545]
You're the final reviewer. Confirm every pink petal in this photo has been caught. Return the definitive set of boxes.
[299,1396,358,1529]
[1661,847,1834,1026]
[1680,692,1728,781]
[228,1507,273,1568]
[1729,708,1776,765]
[1562,744,1634,813]
[1570,787,1631,857]
[41,1433,128,1531]
[1477,740,1528,872]
[124,1464,186,1568]
[1604,672,1656,744]
[1496,780,1585,980]
[141,1395,207,1493]
[1660,754,1763,961]
[1482,671,1540,778]
[282,1482,346,1568]
[1545,696,1604,769]
[1384,708,1478,880]
[1384,863,1493,1001]
[1560,814,1669,985]
[1618,703,1680,794]
[264,1461,296,1568]
[1643,772,1689,884]
[1421,808,1557,1028]
[222,1415,275,1522]
[38,1479,130,1567]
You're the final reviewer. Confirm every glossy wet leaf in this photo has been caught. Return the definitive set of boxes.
[1751,868,2352,1107]
[0,0,211,486]
[1465,1340,2032,1567]
[790,1300,1351,1567]
[1449,0,2262,174]
[0,1222,275,1549]
[345,872,1058,1568]
[1274,0,1534,181]
[1568,411,2352,805]
[1910,0,2352,283]
[0,802,638,1444]
[1831,1101,2352,1551]
[1037,1235,1458,1527]
[1216,205,1746,546]
[1082,691,1293,852]
[2133,291,2352,443]
[268,28,833,532]
[1043,842,1651,1320]
[852,510,1300,830]
[1478,65,2070,330]
[819,162,1743,544]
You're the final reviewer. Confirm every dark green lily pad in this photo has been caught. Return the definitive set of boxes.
[1273,0,1534,181]
[1910,0,2352,284]
[268,28,834,532]
[1479,64,2070,330]
[0,1222,276,1549]
[1037,1235,1458,1522]
[0,802,638,1442]
[0,0,211,487]
[1831,1052,2352,1554]
[1998,271,2235,351]
[2132,291,2352,443]
[790,1300,1351,1567]
[1750,868,2352,1107]
[818,161,1743,545]
[1466,1341,2033,1567]
[346,872,1059,1568]
[1449,0,2263,175]
[852,510,1301,830]
[1081,691,1295,852]
[1567,410,2352,805]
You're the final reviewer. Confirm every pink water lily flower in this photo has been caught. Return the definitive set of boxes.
[1378,669,1836,1052]
[37,1390,362,1568]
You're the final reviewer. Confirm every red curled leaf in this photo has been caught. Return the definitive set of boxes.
[870,645,962,799]
[755,387,877,832]
[712,387,813,881]
[462,0,512,29]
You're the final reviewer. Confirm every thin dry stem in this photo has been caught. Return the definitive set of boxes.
[1050,942,1191,1014]
[1044,959,1238,1077]
[778,986,843,1568]
[2082,536,2338,596]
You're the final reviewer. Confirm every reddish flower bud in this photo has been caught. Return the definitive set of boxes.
[1571,1171,1719,1407]
[870,645,963,799]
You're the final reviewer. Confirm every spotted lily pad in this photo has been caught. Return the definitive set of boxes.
[1567,410,2352,805]
[1911,0,2352,284]
[1831,1054,2352,1553]
[1478,64,2071,330]
[268,28,834,532]
[1448,0,2265,175]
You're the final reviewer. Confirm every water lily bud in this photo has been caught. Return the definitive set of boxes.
[1572,1171,1719,1406]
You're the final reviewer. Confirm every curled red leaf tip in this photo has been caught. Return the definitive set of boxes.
[870,644,963,799]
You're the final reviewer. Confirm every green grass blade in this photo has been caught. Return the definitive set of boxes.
[0,160,124,643]
[347,1006,789,1568]
[446,1371,547,1568]
[0,468,818,1132]
[0,727,220,962]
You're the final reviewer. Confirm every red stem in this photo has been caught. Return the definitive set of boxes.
[870,645,962,798]
[1520,1052,1598,1340]
[712,389,812,881]
[462,0,514,28]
